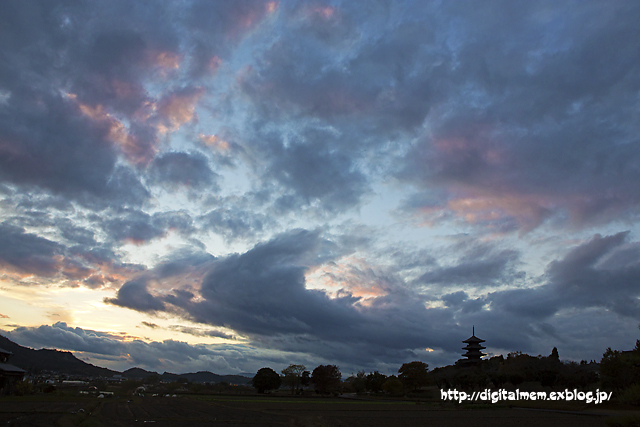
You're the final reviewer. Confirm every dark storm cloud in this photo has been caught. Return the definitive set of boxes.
[6,322,127,356]
[105,249,216,311]
[0,201,138,285]
[105,278,166,312]
[141,321,159,329]
[103,211,165,244]
[235,0,640,230]
[167,325,236,340]
[11,194,75,214]
[3,211,56,230]
[396,1,640,230]
[104,229,468,367]
[199,207,269,242]
[417,248,522,288]
[187,0,275,42]
[488,232,640,319]
[148,151,218,191]
[0,223,62,277]
[2,322,245,372]
[101,209,195,244]
[433,268,599,355]
[0,0,273,209]
[238,6,441,129]
[152,210,196,237]
[57,220,98,246]
[0,219,148,288]
[178,230,356,334]
[0,91,148,208]
[153,249,214,279]
[0,0,157,207]
[238,124,371,214]
[103,227,640,367]
[268,139,368,213]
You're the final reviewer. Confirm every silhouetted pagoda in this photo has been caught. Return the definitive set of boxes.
[456,326,486,367]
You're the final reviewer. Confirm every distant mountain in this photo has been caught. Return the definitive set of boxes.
[0,335,252,384]
[172,371,251,385]
[121,367,158,378]
[135,370,250,385]
[0,335,118,377]
[121,368,250,384]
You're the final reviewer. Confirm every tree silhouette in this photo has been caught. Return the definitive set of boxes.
[382,375,403,396]
[600,343,640,390]
[281,364,306,394]
[398,361,429,391]
[366,371,387,393]
[346,370,366,394]
[252,367,281,393]
[301,370,310,388]
[311,365,341,394]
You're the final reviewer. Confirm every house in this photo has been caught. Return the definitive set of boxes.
[0,347,26,395]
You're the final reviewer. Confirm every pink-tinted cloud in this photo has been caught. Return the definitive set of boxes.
[151,51,181,71]
[406,124,640,232]
[444,191,553,232]
[266,1,279,15]
[156,87,205,134]
[207,56,223,74]
[199,134,230,150]
[307,257,392,303]
[223,1,275,39]
[110,80,142,100]
[66,83,208,166]
[76,252,146,290]
[309,5,336,20]
[145,50,183,80]
[0,240,140,290]
[432,136,504,167]
[67,94,157,165]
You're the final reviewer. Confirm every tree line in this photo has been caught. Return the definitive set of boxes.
[252,361,430,395]
[252,342,640,402]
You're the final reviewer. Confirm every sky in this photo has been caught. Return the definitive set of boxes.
[1,0,640,376]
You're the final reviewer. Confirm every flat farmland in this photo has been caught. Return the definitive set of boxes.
[0,395,614,426]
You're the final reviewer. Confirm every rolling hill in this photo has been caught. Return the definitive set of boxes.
[0,335,252,384]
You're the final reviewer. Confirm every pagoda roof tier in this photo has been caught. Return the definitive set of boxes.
[462,336,485,344]
[463,351,487,357]
[460,327,487,363]
[462,344,486,350]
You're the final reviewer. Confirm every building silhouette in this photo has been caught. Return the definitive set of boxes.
[456,326,486,367]
[0,347,25,395]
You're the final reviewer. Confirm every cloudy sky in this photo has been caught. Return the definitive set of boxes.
[1,0,639,376]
